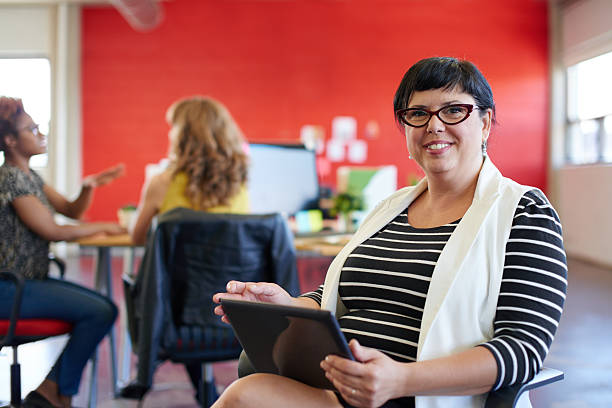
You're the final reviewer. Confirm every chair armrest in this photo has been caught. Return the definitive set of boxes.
[0,270,26,347]
[485,367,564,408]
[48,253,66,279]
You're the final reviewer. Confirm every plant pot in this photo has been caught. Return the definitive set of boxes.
[338,212,355,233]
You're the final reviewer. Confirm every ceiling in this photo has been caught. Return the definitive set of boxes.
[0,0,109,4]
[0,0,165,31]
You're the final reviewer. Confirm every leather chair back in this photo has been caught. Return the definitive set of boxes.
[125,208,300,387]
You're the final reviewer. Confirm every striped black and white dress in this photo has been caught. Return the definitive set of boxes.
[302,189,567,400]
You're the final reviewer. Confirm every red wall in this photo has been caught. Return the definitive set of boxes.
[82,0,549,221]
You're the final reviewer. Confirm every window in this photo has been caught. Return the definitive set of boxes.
[0,58,51,168]
[566,51,612,164]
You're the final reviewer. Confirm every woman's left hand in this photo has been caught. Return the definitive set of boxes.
[83,163,125,188]
[321,339,407,408]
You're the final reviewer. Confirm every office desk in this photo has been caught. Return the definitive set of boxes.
[76,234,139,397]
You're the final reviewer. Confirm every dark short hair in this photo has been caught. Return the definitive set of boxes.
[393,57,496,128]
[0,97,25,151]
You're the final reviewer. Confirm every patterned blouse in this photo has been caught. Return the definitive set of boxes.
[0,164,53,279]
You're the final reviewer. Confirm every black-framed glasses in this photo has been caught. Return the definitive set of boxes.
[18,124,40,136]
[396,104,479,128]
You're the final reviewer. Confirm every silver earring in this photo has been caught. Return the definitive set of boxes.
[408,152,413,159]
[482,140,488,156]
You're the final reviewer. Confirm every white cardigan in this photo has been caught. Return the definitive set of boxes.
[320,158,534,408]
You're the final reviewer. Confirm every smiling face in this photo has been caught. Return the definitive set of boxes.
[404,87,492,181]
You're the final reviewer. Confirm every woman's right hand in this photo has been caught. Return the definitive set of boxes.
[212,281,293,324]
[104,223,127,235]
[97,222,127,236]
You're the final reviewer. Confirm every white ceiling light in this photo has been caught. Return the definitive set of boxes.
[110,0,163,31]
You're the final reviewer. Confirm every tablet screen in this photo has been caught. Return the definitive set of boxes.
[220,299,354,389]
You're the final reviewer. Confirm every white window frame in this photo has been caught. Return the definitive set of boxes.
[0,57,52,173]
[565,51,612,165]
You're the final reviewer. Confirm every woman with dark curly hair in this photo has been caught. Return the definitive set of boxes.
[0,96,125,408]
[129,95,249,245]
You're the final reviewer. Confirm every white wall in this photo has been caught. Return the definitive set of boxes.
[557,165,612,266]
[561,0,612,66]
[551,0,612,267]
[0,6,52,55]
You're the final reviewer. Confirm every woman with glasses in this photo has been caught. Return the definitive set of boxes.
[212,57,567,408]
[0,96,125,408]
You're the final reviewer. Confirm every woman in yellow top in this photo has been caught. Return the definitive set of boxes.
[126,96,249,403]
[130,96,249,246]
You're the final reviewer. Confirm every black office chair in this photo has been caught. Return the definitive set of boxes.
[0,270,72,407]
[121,208,300,407]
[0,266,103,408]
[0,253,100,408]
[47,252,66,278]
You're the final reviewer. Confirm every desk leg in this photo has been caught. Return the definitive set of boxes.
[88,348,98,408]
[94,247,119,397]
[120,248,134,386]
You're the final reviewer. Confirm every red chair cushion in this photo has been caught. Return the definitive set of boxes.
[0,319,72,337]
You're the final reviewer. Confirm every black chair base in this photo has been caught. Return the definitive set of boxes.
[118,381,150,400]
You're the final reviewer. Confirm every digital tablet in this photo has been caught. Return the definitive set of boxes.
[220,298,354,390]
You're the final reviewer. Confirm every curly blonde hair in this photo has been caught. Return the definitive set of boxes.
[0,97,25,152]
[166,96,249,210]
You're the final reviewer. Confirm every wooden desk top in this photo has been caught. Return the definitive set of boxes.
[76,233,135,247]
[76,232,352,256]
[293,234,352,257]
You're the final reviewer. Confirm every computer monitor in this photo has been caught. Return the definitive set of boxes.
[247,143,319,215]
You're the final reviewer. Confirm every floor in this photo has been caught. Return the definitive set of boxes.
[1,254,611,407]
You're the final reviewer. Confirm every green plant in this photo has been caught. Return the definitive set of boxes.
[330,192,364,217]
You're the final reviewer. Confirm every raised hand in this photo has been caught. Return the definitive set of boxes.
[83,163,126,188]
